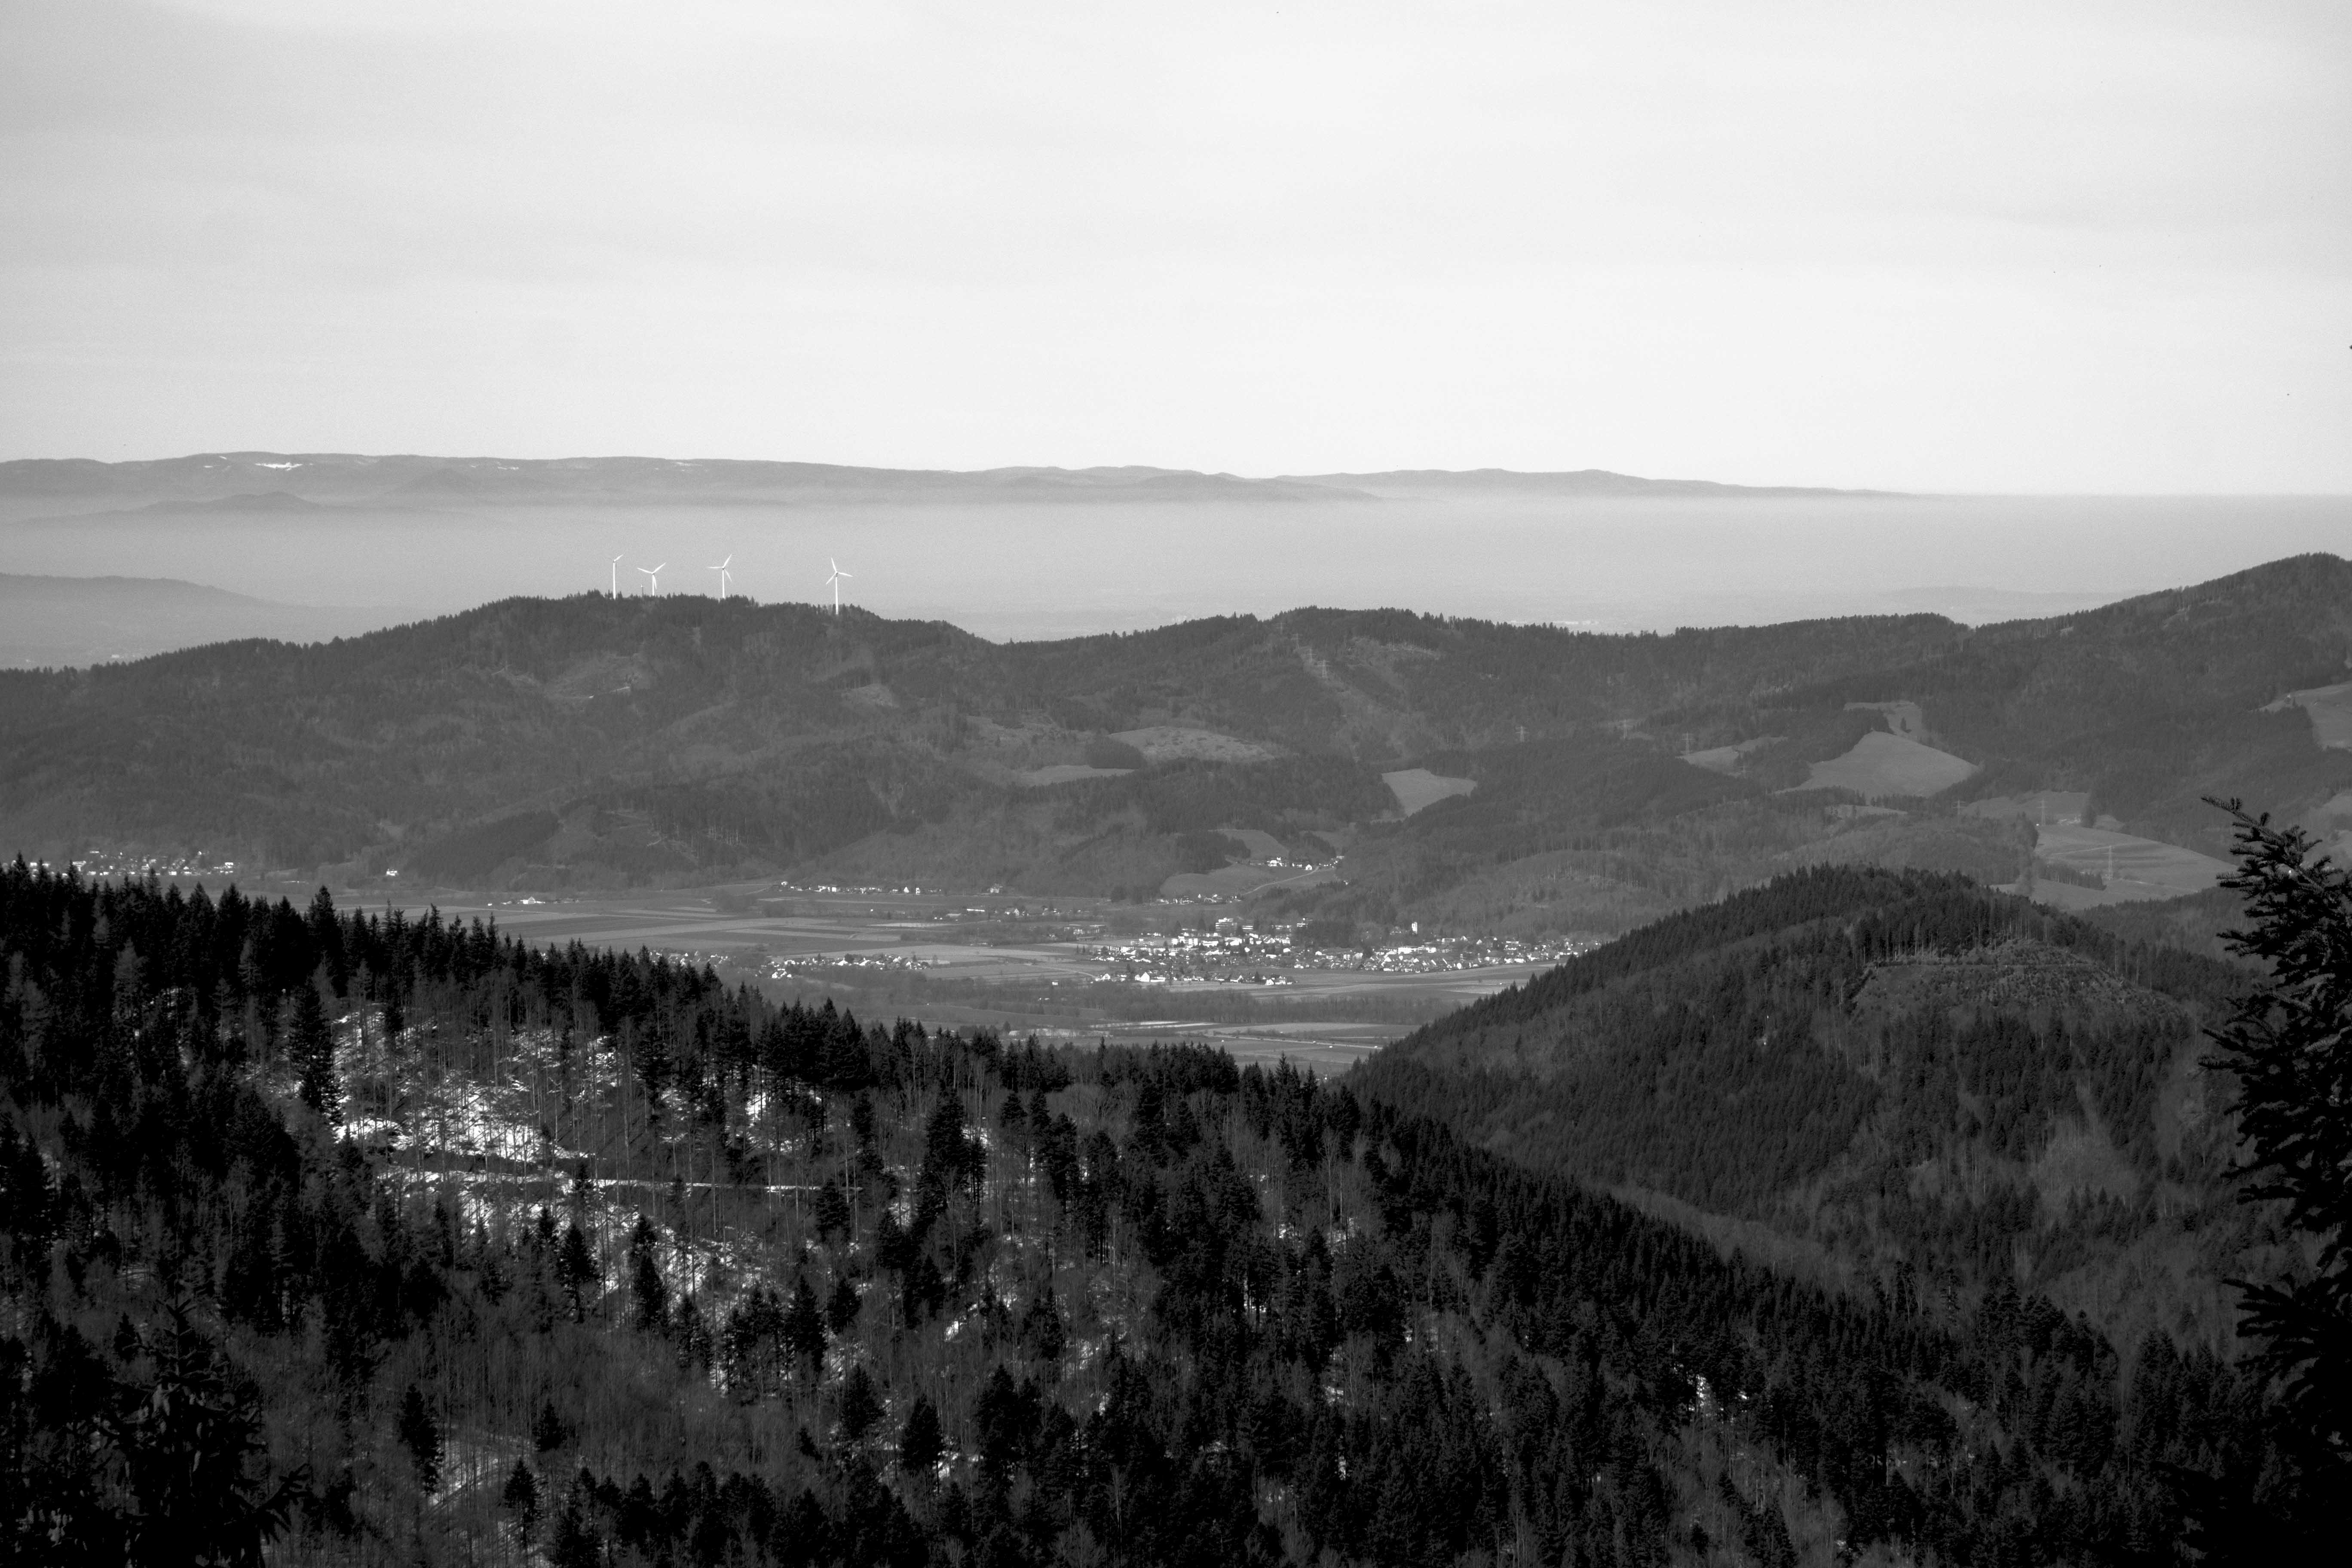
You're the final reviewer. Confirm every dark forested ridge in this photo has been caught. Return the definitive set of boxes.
[1357,866,2278,1354]
[1,554,2343,932]
[0,592,1959,891]
[3,864,2342,1564]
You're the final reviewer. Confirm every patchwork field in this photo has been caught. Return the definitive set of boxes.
[2264,680,2352,750]
[1012,763,1132,786]
[349,882,1528,1056]
[2014,822,2235,907]
[1381,766,1478,815]
[1110,725,1280,763]
[1216,827,1291,860]
[1962,790,2108,828]
[2303,791,2352,867]
[1801,730,1980,799]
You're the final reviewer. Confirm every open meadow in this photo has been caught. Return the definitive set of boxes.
[347,881,1558,1071]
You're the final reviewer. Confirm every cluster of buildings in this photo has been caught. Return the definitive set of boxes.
[55,848,240,881]
[1318,932,1600,974]
[1078,920,1598,985]
[765,950,937,982]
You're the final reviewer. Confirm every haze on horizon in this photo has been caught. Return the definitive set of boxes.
[3,0,2349,494]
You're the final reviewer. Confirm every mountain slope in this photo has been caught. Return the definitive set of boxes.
[0,596,1962,891]
[1677,554,2352,855]
[1355,867,2269,1349]
[1,866,2330,1562]
[0,556,2345,925]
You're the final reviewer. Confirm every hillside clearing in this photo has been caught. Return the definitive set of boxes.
[2011,822,2234,906]
[1799,730,1978,799]
[1382,767,1477,815]
[1012,763,1133,786]
[1109,725,1279,763]
[1682,735,1782,773]
[2263,679,2352,749]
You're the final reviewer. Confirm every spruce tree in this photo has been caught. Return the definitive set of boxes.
[502,1459,541,1544]
[105,1302,306,1566]
[532,1399,572,1454]
[813,1179,851,1241]
[2209,802,2352,1460]
[628,1216,668,1333]
[839,1364,881,1445]
[826,1273,861,1335]
[784,1275,827,1373]
[900,1396,943,1476]
[557,1221,600,1322]
[289,985,337,1117]
[395,1384,441,1494]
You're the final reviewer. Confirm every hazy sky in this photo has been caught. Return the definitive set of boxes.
[3,0,2347,490]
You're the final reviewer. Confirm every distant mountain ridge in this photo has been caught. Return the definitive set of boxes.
[1284,466,1899,499]
[0,450,1882,514]
[0,572,410,670]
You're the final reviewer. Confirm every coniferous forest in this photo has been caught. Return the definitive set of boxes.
[2,857,2346,1564]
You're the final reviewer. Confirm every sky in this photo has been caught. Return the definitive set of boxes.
[2,0,2348,492]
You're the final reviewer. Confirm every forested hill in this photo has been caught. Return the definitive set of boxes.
[2,865,2337,1562]
[0,591,1962,883]
[1357,867,2269,1351]
[0,554,2346,930]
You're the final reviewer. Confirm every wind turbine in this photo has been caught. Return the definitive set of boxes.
[609,554,624,597]
[637,562,665,597]
[710,555,733,599]
[827,557,851,615]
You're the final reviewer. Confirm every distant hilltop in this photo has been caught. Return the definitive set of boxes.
[0,451,1895,514]
[1281,467,1899,499]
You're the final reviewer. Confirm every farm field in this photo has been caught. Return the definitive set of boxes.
[2014,822,2235,907]
[1801,729,1980,799]
[1109,724,1278,762]
[1011,763,1132,786]
[363,882,1540,1059]
[2264,680,2352,750]
[1381,766,1477,814]
[1962,790,2112,829]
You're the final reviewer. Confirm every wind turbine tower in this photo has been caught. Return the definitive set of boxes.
[609,554,625,597]
[827,557,851,615]
[710,556,733,599]
[637,562,665,597]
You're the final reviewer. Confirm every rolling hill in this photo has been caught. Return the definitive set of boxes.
[0,557,2344,933]
[1354,867,2271,1352]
